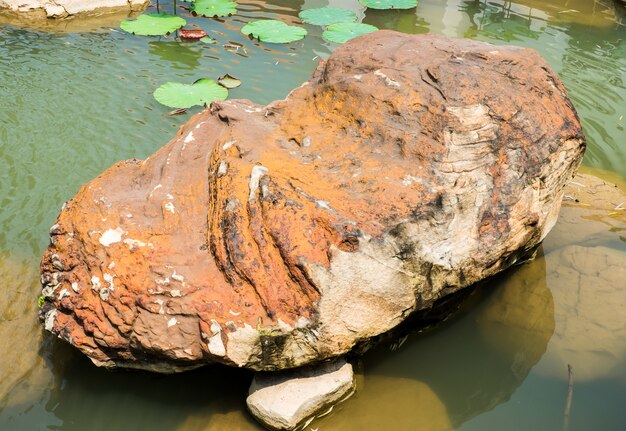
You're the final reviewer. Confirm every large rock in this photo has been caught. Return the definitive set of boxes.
[39,31,585,372]
[0,0,147,19]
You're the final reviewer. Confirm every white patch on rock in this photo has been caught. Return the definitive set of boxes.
[184,131,194,143]
[123,238,151,249]
[167,317,178,327]
[223,140,236,151]
[99,288,111,301]
[311,239,417,352]
[91,276,101,291]
[402,175,419,186]
[156,277,170,286]
[374,69,400,87]
[227,323,261,366]
[71,282,80,293]
[44,309,57,332]
[58,288,70,299]
[149,184,162,198]
[171,271,185,282]
[316,200,331,210]
[208,333,226,357]
[164,201,176,214]
[249,165,269,201]
[155,298,165,314]
[170,289,181,297]
[210,320,222,335]
[99,227,124,246]
[295,317,310,329]
[103,273,115,291]
[218,161,228,177]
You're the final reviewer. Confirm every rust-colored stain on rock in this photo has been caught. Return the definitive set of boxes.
[39,31,585,372]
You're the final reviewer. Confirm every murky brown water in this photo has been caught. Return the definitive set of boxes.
[1,0,625,430]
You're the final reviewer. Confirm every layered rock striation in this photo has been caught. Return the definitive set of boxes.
[39,31,586,372]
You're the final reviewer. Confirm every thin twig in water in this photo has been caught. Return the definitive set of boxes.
[563,364,574,431]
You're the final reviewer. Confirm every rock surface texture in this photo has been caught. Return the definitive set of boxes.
[247,359,354,430]
[39,31,586,372]
[0,0,147,19]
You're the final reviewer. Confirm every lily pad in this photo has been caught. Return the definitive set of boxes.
[359,0,417,9]
[323,22,378,44]
[120,13,186,36]
[299,7,357,26]
[217,74,241,89]
[153,79,228,109]
[241,20,307,43]
[199,36,217,44]
[191,0,237,18]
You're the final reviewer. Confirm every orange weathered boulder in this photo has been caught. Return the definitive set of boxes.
[39,31,585,372]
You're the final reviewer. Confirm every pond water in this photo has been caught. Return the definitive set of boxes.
[0,0,625,430]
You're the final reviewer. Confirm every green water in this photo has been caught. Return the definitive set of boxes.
[0,0,625,430]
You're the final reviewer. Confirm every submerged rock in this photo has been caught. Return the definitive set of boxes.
[247,359,354,430]
[0,0,147,19]
[39,31,585,372]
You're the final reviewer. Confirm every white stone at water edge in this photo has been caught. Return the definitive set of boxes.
[246,359,355,430]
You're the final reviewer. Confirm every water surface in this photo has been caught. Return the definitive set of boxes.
[0,0,625,430]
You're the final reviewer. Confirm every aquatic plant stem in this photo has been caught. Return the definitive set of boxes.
[563,364,574,431]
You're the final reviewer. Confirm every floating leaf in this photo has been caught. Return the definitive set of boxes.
[241,20,307,43]
[217,74,241,89]
[120,13,186,36]
[299,7,357,26]
[179,29,208,39]
[359,0,417,9]
[199,36,217,44]
[323,22,378,44]
[191,0,237,17]
[154,79,228,108]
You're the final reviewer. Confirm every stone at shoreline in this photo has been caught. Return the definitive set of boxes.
[246,359,354,430]
[39,31,585,372]
[0,0,147,19]
[543,169,626,253]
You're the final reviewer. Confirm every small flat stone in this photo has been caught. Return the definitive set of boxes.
[246,359,355,430]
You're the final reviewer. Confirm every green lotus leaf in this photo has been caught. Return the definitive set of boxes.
[120,13,186,36]
[153,79,228,108]
[199,36,218,44]
[191,0,237,17]
[359,0,417,10]
[241,20,307,43]
[299,7,357,26]
[322,22,378,44]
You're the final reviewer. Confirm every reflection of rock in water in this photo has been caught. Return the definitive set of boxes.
[313,375,451,431]
[38,354,257,431]
[476,256,555,381]
[535,169,626,382]
[0,9,142,33]
[536,245,626,382]
[0,253,52,409]
[320,253,553,430]
[178,410,260,431]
